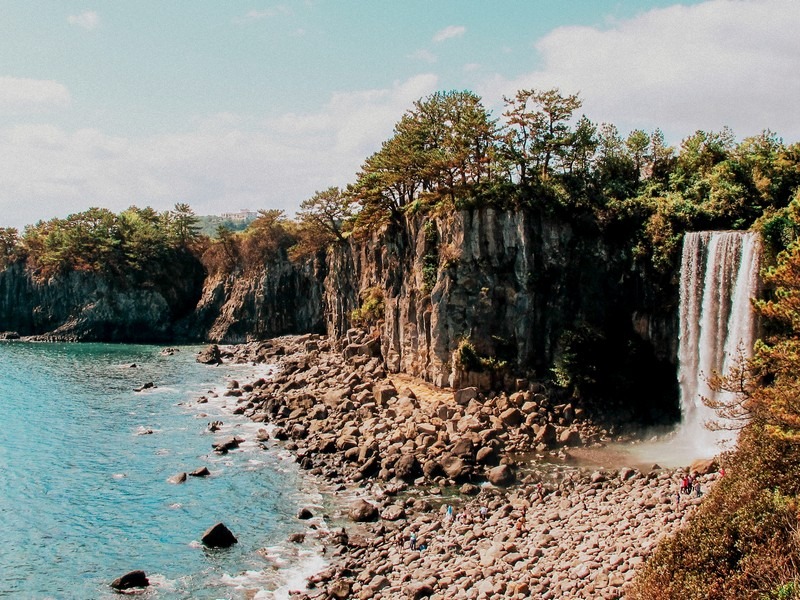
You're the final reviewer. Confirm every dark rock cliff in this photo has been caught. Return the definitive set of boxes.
[0,254,205,342]
[324,208,679,421]
[186,258,326,343]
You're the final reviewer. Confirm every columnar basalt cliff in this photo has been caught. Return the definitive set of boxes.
[323,208,678,419]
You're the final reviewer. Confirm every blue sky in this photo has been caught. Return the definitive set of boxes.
[1,0,798,228]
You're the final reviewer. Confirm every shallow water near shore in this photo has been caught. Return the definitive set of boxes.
[0,342,325,599]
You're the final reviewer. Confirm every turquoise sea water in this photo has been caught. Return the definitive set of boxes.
[0,342,326,599]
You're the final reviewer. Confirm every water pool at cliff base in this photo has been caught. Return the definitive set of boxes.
[0,342,327,599]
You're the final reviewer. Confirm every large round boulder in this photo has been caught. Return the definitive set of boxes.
[348,499,379,522]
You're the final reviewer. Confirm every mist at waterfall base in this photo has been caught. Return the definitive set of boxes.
[0,343,327,599]
[622,231,762,468]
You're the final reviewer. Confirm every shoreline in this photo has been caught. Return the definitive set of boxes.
[209,334,721,599]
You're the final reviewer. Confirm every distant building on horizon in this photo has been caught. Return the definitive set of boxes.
[219,209,258,222]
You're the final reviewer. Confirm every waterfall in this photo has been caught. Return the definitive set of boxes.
[677,231,761,454]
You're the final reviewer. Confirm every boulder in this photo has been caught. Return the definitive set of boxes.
[451,437,475,457]
[690,457,718,475]
[196,344,222,365]
[110,570,149,591]
[535,423,557,447]
[373,383,398,405]
[189,466,210,477]
[440,455,468,480]
[297,507,314,520]
[394,454,420,481]
[134,382,155,392]
[213,437,243,453]
[475,446,497,465]
[381,505,406,521]
[499,407,523,426]
[287,532,305,543]
[201,522,238,548]
[168,472,187,484]
[454,387,479,405]
[558,428,582,447]
[487,464,514,486]
[460,483,480,495]
[328,579,351,599]
[349,499,379,522]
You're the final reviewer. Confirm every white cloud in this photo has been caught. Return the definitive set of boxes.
[0,77,71,114]
[433,25,465,43]
[483,0,800,142]
[410,49,437,64]
[233,6,291,24]
[0,74,439,228]
[67,11,100,30]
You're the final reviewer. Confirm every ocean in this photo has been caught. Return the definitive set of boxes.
[0,342,327,599]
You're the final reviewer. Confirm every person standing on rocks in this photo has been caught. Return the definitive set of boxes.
[410,532,417,551]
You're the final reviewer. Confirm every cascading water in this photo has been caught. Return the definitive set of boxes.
[677,231,761,455]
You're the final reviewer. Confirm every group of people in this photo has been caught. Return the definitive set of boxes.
[680,473,703,497]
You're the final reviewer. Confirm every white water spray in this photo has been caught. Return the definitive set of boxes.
[677,231,761,456]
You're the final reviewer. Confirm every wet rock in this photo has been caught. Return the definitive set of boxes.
[189,466,210,477]
[110,570,149,591]
[168,472,187,484]
[213,437,243,453]
[201,522,238,548]
[288,532,306,543]
[196,344,222,365]
[134,382,155,392]
[297,507,314,520]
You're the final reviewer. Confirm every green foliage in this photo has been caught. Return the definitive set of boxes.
[293,187,357,258]
[0,227,20,269]
[551,325,604,397]
[201,209,298,276]
[454,337,507,373]
[17,205,201,280]
[350,287,385,327]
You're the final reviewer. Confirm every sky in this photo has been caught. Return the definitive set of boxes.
[1,0,799,229]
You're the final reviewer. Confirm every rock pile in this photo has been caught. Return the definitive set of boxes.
[205,334,719,599]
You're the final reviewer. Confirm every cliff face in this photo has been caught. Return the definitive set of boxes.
[0,256,205,342]
[324,208,678,418]
[188,258,326,343]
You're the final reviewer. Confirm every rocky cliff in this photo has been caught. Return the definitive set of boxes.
[324,208,679,420]
[0,254,205,342]
[188,258,326,343]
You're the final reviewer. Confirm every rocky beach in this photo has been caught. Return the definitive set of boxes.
[199,334,720,600]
